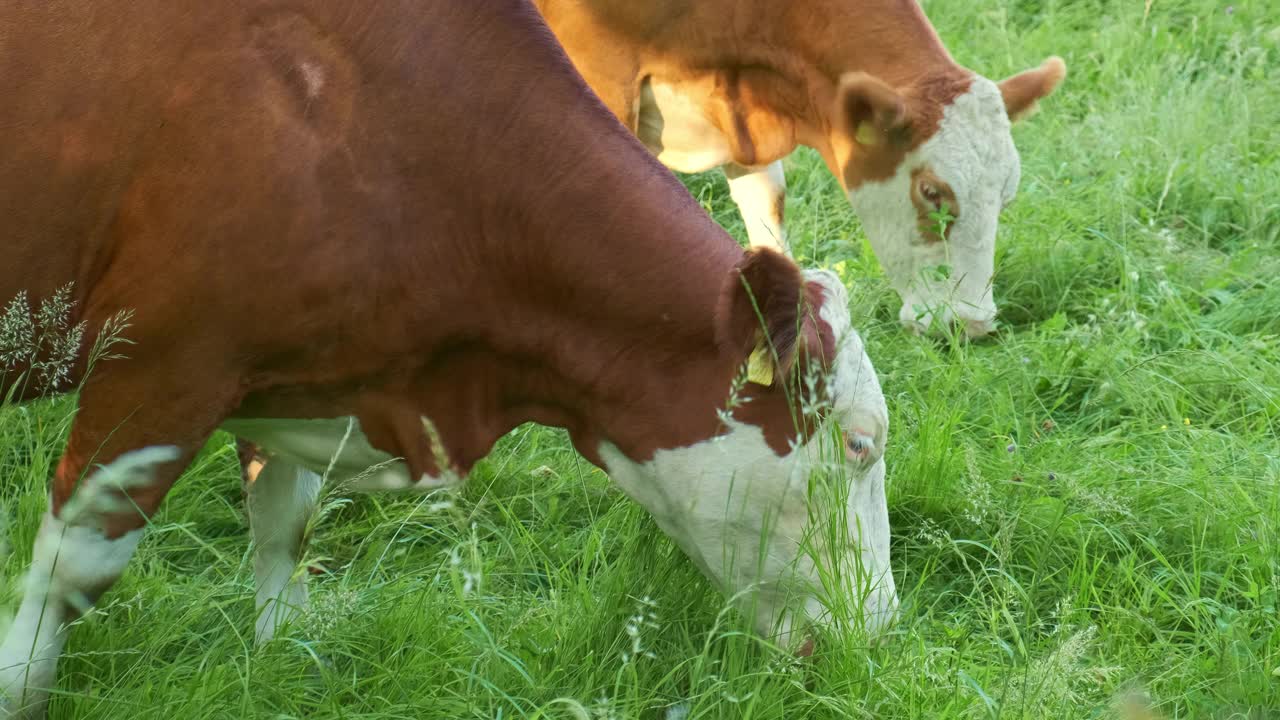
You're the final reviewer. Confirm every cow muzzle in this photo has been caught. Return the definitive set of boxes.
[899,302,997,339]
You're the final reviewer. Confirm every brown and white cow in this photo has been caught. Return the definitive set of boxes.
[0,1,893,715]
[533,0,1066,337]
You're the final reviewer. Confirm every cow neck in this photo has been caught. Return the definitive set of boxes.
[791,0,958,87]
[786,0,972,168]
[426,115,751,473]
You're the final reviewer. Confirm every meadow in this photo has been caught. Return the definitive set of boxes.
[3,0,1279,717]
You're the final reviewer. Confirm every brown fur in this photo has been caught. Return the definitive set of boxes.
[716,248,807,374]
[999,56,1068,121]
[1,0,839,538]
[714,250,837,452]
[533,0,969,185]
[533,0,1061,189]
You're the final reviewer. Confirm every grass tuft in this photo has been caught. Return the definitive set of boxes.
[3,0,1279,716]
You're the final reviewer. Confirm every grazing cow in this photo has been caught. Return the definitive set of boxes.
[532,0,1067,337]
[0,0,894,715]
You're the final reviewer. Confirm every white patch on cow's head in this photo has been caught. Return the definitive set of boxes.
[849,77,1019,338]
[601,271,896,645]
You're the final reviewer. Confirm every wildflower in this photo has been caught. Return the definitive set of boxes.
[962,449,994,526]
[1069,481,1134,519]
[590,695,620,720]
[0,291,35,367]
[302,586,361,637]
[1052,598,1074,631]
[1,284,93,394]
[530,465,559,479]
[36,319,84,391]
[447,538,482,596]
[995,624,1104,709]
[620,595,659,663]
[664,704,690,720]
[716,359,752,427]
[1183,418,1191,426]
[914,518,950,549]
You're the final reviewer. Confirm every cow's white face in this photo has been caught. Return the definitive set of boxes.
[834,57,1065,339]
[601,271,896,645]
[848,77,1015,338]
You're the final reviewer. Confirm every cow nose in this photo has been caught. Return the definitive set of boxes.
[900,303,998,340]
[947,302,998,339]
[963,316,997,339]
[897,304,931,336]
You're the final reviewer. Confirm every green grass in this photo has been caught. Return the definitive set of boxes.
[4,0,1280,717]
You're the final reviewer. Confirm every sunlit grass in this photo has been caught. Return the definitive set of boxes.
[3,0,1279,716]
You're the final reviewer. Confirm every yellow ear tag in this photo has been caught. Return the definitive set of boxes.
[855,122,880,146]
[746,344,774,386]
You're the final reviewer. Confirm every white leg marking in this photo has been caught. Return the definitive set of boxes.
[0,516,142,716]
[726,161,788,251]
[0,521,143,715]
[249,459,322,645]
[0,447,176,717]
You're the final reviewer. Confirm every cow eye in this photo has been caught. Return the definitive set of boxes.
[844,431,872,462]
[910,169,958,243]
[918,180,943,208]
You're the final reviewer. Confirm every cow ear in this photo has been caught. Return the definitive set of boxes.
[716,248,807,385]
[998,56,1066,122]
[835,72,912,148]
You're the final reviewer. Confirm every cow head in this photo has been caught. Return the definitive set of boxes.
[831,57,1066,338]
[601,249,896,647]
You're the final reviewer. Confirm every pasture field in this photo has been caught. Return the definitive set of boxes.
[3,0,1279,717]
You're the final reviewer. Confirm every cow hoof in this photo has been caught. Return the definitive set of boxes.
[1,642,56,719]
[0,679,50,720]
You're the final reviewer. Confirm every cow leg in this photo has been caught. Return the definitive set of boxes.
[0,447,184,718]
[0,360,233,717]
[248,457,322,645]
[724,160,788,251]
